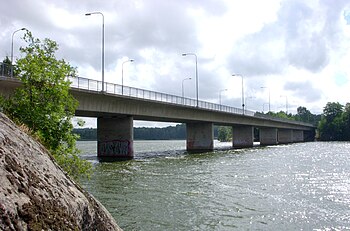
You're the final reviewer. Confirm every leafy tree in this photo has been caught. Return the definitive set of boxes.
[318,102,349,141]
[323,102,343,122]
[2,31,91,180]
[218,126,232,142]
[341,103,350,140]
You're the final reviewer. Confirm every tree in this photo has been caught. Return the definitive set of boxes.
[2,31,91,180]
[318,102,347,141]
[341,103,350,140]
[218,126,232,142]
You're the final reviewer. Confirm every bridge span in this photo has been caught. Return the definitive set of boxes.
[0,75,315,159]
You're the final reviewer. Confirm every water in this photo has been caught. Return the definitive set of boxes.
[78,141,350,230]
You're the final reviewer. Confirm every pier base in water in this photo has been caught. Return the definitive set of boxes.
[97,116,134,159]
[260,128,278,146]
[186,122,214,152]
[232,125,254,148]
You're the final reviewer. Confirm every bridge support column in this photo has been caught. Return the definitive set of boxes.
[260,128,278,145]
[304,130,315,142]
[97,116,134,159]
[186,122,214,152]
[278,129,293,144]
[293,130,304,142]
[232,125,254,148]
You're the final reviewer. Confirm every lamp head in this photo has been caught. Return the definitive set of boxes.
[182,53,187,56]
[85,13,91,16]
[130,59,134,62]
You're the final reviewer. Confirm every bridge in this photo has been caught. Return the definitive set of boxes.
[0,68,315,159]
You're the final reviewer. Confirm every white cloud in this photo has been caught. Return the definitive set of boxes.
[1,0,350,127]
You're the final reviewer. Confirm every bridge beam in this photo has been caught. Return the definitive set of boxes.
[97,116,134,159]
[186,122,214,152]
[292,130,304,142]
[232,125,254,148]
[278,129,293,144]
[260,128,278,145]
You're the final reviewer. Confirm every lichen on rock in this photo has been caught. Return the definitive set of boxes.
[0,113,122,230]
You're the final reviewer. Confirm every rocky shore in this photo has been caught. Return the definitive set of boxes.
[0,113,121,230]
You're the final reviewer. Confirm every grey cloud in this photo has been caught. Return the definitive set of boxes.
[228,0,350,76]
[0,0,227,71]
[284,81,321,103]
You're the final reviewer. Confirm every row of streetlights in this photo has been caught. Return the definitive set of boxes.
[82,11,252,113]
[10,13,284,114]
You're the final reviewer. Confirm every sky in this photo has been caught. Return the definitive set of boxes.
[1,0,350,128]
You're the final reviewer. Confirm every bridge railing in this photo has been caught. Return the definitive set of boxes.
[0,62,13,77]
[69,76,255,116]
[0,62,313,127]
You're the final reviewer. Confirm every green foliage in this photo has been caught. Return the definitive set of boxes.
[2,31,91,180]
[74,125,219,141]
[134,124,187,140]
[1,57,13,77]
[218,126,232,142]
[294,106,321,126]
[318,102,350,141]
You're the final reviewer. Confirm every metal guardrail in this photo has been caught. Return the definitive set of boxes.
[0,62,13,77]
[68,76,255,116]
[0,62,314,127]
[68,76,314,127]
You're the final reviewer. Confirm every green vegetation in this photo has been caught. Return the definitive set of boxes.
[217,103,350,142]
[1,31,91,180]
[217,106,321,142]
[217,126,232,142]
[318,102,350,141]
[134,124,187,140]
[73,124,220,140]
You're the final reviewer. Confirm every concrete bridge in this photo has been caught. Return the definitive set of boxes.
[0,74,315,159]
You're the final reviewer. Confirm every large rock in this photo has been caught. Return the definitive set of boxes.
[0,113,122,230]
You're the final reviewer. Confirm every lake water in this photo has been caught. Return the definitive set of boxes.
[78,141,350,230]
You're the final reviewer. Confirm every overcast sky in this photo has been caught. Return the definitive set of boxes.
[1,0,350,127]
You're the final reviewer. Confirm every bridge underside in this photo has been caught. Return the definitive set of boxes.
[0,76,316,159]
[96,116,314,158]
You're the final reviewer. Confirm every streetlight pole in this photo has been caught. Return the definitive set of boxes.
[11,28,26,77]
[245,96,255,111]
[262,103,269,113]
[219,89,227,105]
[280,95,288,114]
[232,74,245,114]
[261,86,270,112]
[122,59,134,95]
[182,77,191,104]
[182,53,198,107]
[85,12,105,92]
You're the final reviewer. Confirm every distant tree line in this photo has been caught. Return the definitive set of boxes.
[74,124,219,141]
[74,103,350,142]
[217,103,350,142]
[217,106,321,142]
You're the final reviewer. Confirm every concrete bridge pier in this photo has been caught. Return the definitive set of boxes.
[186,122,214,152]
[232,125,254,148]
[278,129,293,144]
[260,128,278,145]
[293,130,304,142]
[97,116,134,159]
[304,130,315,142]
